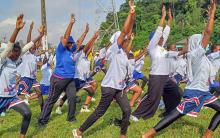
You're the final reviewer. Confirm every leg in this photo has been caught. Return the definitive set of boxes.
[33,86,44,111]
[11,102,32,138]
[140,76,148,90]
[129,85,142,107]
[77,87,115,135]
[65,80,77,122]
[205,100,220,131]
[162,79,182,116]
[132,75,168,120]
[38,76,71,124]
[115,91,131,136]
[142,109,184,138]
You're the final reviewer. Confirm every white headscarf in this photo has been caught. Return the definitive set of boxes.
[187,34,215,83]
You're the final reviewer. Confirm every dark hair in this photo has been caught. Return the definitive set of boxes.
[128,52,134,59]
[211,44,220,52]
[13,42,22,51]
[78,45,85,51]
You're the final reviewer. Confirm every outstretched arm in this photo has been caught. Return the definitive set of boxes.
[22,25,45,54]
[162,8,172,47]
[117,0,136,49]
[76,23,89,49]
[27,21,34,43]
[84,31,99,56]
[147,5,166,50]
[1,14,25,58]
[201,0,217,48]
[125,32,134,54]
[61,14,75,47]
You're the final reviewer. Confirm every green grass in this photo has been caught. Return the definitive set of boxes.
[1,58,220,138]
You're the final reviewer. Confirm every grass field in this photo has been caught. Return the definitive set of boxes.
[1,58,220,138]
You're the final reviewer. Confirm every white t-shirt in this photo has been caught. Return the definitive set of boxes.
[17,51,37,79]
[40,63,52,86]
[74,50,90,81]
[128,59,135,80]
[207,51,220,77]
[101,43,129,90]
[0,42,34,97]
[98,47,107,59]
[135,55,145,73]
[185,46,214,92]
[147,26,173,75]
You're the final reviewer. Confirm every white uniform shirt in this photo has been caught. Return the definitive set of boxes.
[147,26,172,75]
[17,51,37,79]
[74,50,90,81]
[207,51,220,77]
[40,63,52,86]
[185,46,213,92]
[128,59,135,80]
[101,43,129,90]
[98,47,107,60]
[0,42,34,97]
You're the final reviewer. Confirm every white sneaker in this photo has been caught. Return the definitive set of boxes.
[80,106,91,113]
[91,97,96,102]
[24,99,29,105]
[130,115,139,122]
[72,129,82,138]
[158,100,165,110]
[56,107,62,115]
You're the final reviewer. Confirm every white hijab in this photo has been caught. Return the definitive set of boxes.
[187,34,215,83]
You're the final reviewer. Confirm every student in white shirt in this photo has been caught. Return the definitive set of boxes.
[56,31,99,114]
[133,48,148,89]
[72,1,136,138]
[0,14,44,138]
[17,22,44,110]
[40,54,53,95]
[208,44,220,96]
[143,2,220,137]
[131,6,185,121]
[90,42,111,77]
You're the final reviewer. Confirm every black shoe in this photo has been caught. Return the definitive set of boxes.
[38,121,46,128]
[112,118,130,127]
[67,117,77,122]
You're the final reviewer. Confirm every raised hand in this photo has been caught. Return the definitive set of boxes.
[85,23,89,32]
[16,14,25,30]
[168,8,172,20]
[30,21,34,30]
[129,0,136,14]
[38,25,45,36]
[70,14,75,23]
[162,5,166,17]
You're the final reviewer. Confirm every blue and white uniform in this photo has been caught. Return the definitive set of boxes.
[133,55,146,80]
[177,34,217,117]
[94,47,107,72]
[40,63,52,95]
[73,50,94,91]
[0,42,34,113]
[17,51,39,95]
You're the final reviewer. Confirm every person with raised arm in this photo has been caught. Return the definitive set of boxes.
[17,21,44,110]
[72,1,136,138]
[56,31,100,114]
[142,1,220,137]
[130,6,187,121]
[0,14,44,138]
[38,14,79,126]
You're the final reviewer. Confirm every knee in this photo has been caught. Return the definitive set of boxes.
[23,110,32,119]
[123,107,131,117]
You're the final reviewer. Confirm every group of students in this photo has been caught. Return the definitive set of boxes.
[0,0,220,138]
